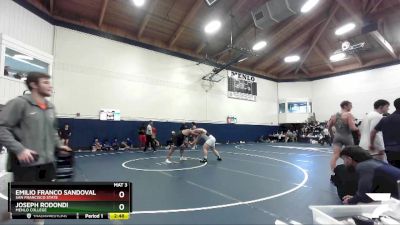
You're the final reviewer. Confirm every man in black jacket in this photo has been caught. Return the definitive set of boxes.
[340,146,400,204]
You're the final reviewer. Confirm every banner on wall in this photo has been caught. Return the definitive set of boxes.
[227,71,257,101]
[227,116,238,124]
[99,109,121,121]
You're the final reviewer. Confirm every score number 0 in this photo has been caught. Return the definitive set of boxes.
[118,191,125,211]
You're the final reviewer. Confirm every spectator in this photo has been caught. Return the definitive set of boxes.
[278,131,284,142]
[285,130,293,142]
[59,124,72,146]
[92,138,102,152]
[340,146,400,204]
[126,137,132,148]
[102,139,111,151]
[292,130,298,142]
[4,66,9,76]
[371,98,400,169]
[180,123,188,130]
[120,137,132,150]
[14,72,22,79]
[112,138,119,151]
[320,126,331,146]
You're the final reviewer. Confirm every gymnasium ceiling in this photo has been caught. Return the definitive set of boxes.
[22,0,400,81]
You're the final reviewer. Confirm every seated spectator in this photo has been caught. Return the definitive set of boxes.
[278,132,284,142]
[292,130,298,142]
[102,139,111,151]
[180,123,188,130]
[322,126,331,146]
[285,130,294,142]
[14,73,22,79]
[340,146,400,204]
[92,138,102,152]
[126,137,132,148]
[121,138,133,150]
[112,138,119,151]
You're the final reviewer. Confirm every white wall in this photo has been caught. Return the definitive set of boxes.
[52,27,278,125]
[277,64,400,123]
[312,64,400,121]
[278,113,312,124]
[0,0,54,54]
[277,82,312,100]
[0,0,54,104]
[0,76,26,104]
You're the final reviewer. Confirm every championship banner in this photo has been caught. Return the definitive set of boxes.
[227,71,257,101]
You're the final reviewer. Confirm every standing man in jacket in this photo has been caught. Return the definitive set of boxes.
[0,72,70,182]
[371,98,400,169]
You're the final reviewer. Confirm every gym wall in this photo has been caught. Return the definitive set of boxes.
[52,27,279,126]
[0,0,54,54]
[0,0,54,104]
[311,64,400,120]
[278,64,400,121]
[277,82,313,123]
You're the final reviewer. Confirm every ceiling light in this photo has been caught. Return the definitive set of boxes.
[284,55,300,63]
[329,52,346,62]
[204,20,221,34]
[133,0,145,7]
[205,0,219,7]
[335,23,356,35]
[13,54,34,61]
[238,57,248,63]
[301,0,320,13]
[252,41,267,51]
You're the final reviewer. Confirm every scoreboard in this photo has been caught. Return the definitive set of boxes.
[8,182,132,220]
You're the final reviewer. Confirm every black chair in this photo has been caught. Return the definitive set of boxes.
[55,149,74,181]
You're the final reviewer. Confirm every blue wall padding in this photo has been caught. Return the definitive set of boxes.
[57,118,279,149]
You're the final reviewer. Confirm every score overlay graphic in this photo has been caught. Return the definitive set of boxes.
[8,182,132,220]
